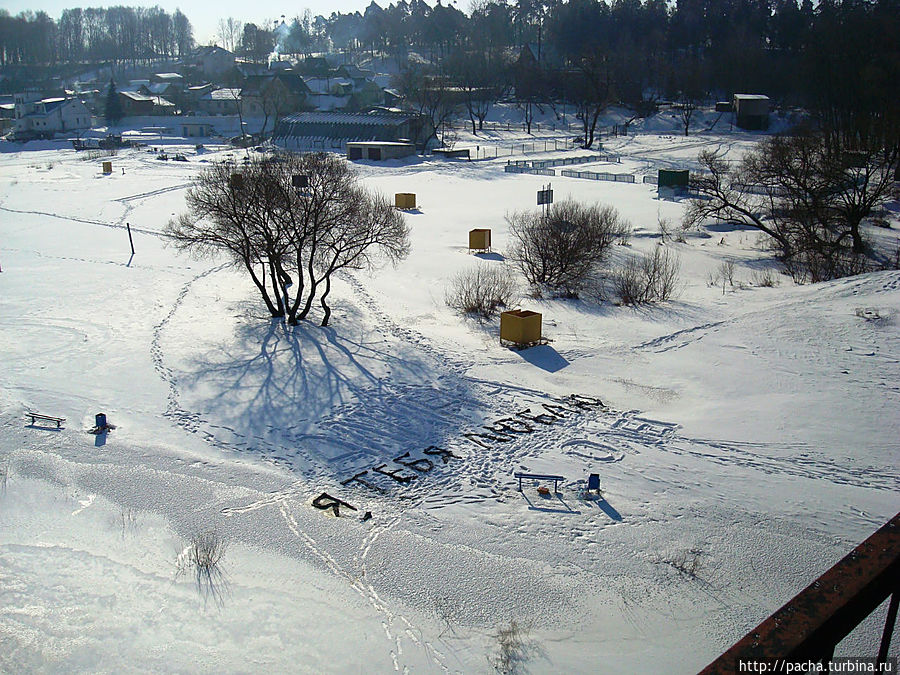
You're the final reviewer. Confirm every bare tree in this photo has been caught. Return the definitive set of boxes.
[167,154,409,327]
[394,63,456,150]
[508,199,630,296]
[446,50,507,134]
[686,135,898,281]
[569,50,614,149]
[217,17,243,52]
[167,160,289,318]
[678,97,697,137]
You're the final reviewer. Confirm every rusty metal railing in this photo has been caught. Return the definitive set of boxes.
[702,512,900,673]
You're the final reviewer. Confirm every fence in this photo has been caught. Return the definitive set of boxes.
[560,169,636,183]
[470,138,576,160]
[504,165,556,176]
[446,119,582,134]
[532,154,620,169]
[273,135,345,152]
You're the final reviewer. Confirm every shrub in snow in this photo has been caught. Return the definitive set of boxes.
[175,531,229,606]
[507,199,630,297]
[488,619,532,675]
[445,265,516,320]
[750,268,780,288]
[613,246,681,305]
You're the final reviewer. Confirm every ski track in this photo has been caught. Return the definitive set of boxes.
[0,204,165,237]
[114,183,191,203]
[634,321,729,353]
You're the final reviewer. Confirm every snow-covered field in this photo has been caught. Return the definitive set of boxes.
[1,118,898,674]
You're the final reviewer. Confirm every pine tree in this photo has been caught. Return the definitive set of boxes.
[105,80,124,125]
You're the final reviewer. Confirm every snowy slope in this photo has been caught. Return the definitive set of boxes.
[1,126,898,674]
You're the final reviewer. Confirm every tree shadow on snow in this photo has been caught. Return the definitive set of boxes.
[176,301,484,476]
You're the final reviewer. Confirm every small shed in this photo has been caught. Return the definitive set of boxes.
[394,193,416,209]
[500,310,542,346]
[347,141,416,161]
[469,228,491,251]
[733,94,770,130]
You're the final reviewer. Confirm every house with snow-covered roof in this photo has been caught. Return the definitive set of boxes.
[13,92,91,140]
[118,91,175,116]
[197,88,242,115]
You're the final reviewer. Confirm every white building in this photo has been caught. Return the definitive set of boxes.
[13,93,91,140]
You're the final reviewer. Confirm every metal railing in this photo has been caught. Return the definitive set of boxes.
[702,512,900,673]
[560,169,636,183]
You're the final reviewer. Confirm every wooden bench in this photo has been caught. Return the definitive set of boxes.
[26,412,65,428]
[514,472,565,493]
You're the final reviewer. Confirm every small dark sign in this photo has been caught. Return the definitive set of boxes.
[292,174,309,188]
[537,188,553,205]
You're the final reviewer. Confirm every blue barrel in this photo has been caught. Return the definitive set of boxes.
[95,413,107,428]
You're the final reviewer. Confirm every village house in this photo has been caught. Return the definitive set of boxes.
[241,73,311,135]
[118,91,175,116]
[183,46,235,79]
[184,83,214,112]
[197,88,242,115]
[13,92,91,139]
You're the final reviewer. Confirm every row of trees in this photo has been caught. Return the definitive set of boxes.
[273,0,896,114]
[167,154,409,327]
[0,7,193,67]
[357,0,895,154]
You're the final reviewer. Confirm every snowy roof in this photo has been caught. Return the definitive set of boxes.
[194,45,232,57]
[17,96,82,118]
[120,91,175,106]
[205,88,242,100]
[120,91,154,102]
[733,94,770,101]
[153,73,183,81]
[146,83,174,95]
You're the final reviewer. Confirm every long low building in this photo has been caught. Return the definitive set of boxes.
[273,111,432,151]
[346,141,416,161]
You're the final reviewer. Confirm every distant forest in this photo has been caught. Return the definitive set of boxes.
[1,1,897,147]
[0,7,194,64]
